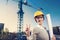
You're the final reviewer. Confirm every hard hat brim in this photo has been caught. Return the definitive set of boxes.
[34,14,44,18]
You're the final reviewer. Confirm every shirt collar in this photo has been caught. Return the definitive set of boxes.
[37,24,45,29]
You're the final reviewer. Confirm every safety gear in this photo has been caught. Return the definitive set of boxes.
[34,11,44,17]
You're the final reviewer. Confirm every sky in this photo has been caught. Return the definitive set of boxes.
[0,0,60,32]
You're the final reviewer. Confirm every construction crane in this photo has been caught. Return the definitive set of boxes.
[17,0,24,33]
[6,0,43,33]
[6,0,43,40]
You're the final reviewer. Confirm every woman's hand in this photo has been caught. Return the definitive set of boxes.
[25,24,30,37]
[52,35,56,40]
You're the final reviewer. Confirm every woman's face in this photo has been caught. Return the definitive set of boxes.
[35,15,44,25]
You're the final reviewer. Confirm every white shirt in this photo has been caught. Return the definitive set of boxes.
[32,24,49,40]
